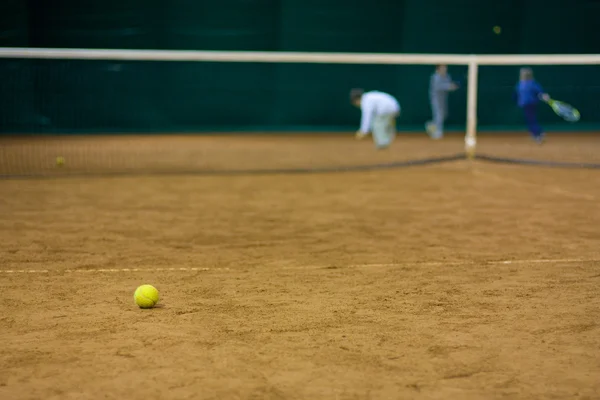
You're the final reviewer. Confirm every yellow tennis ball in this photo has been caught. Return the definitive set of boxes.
[56,156,65,167]
[134,284,159,309]
[493,26,502,35]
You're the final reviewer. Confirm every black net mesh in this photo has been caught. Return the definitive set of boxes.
[1,56,598,178]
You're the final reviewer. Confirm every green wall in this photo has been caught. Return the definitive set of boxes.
[1,0,599,133]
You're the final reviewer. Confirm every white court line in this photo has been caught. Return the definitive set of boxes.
[0,259,598,275]
[0,267,229,274]
[62,267,230,273]
[344,258,600,268]
[472,168,598,201]
[289,258,599,270]
[0,269,49,274]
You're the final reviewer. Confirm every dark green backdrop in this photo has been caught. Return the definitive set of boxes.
[1,0,599,133]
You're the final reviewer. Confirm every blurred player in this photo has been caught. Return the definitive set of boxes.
[350,88,400,149]
[514,67,550,144]
[426,65,459,139]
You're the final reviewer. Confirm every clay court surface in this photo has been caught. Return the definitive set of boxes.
[1,133,599,399]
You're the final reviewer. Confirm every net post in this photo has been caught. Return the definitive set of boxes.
[465,57,478,159]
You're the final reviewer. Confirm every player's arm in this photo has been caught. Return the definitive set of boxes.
[433,75,458,92]
[534,82,550,102]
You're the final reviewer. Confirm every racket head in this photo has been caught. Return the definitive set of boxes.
[548,99,581,122]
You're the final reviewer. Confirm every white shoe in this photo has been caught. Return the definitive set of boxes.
[533,133,546,145]
[425,122,436,137]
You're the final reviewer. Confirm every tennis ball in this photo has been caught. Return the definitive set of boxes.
[134,284,159,309]
[56,156,65,167]
[493,26,502,35]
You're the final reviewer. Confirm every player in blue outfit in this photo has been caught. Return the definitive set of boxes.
[514,67,550,144]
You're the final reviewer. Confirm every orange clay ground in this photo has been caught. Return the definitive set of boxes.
[1,133,599,400]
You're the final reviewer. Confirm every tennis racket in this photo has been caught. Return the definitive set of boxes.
[543,97,580,122]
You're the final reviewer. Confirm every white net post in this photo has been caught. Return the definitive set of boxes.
[465,57,478,158]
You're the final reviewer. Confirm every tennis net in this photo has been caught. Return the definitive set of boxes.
[1,48,599,177]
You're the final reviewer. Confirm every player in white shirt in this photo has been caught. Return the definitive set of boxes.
[350,88,401,149]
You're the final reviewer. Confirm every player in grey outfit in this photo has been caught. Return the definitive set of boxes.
[426,65,459,139]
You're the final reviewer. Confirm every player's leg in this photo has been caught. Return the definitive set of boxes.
[441,101,448,124]
[435,98,447,139]
[428,100,444,140]
[426,98,436,136]
[387,113,398,143]
[523,105,545,143]
[371,114,395,149]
